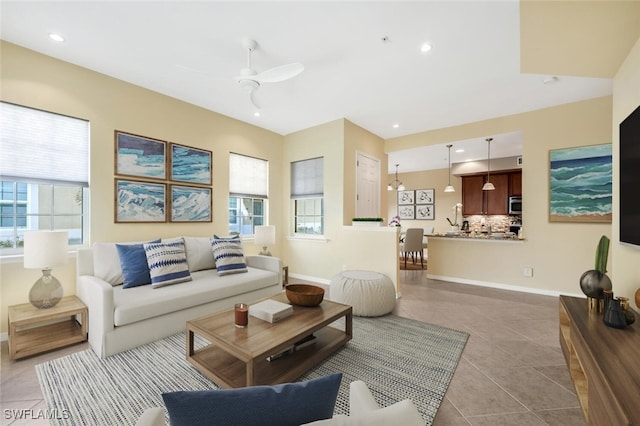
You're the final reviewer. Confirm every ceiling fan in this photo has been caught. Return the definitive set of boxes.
[235,38,304,109]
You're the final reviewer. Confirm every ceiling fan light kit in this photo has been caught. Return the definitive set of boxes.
[235,38,304,109]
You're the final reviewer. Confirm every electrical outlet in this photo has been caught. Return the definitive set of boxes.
[523,267,533,278]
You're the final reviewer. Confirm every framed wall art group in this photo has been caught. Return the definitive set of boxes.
[397,188,435,220]
[114,130,212,223]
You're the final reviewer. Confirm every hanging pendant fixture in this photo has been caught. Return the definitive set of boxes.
[482,137,495,191]
[444,144,455,193]
[388,163,405,191]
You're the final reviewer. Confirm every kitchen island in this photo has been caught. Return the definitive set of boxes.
[425,234,547,294]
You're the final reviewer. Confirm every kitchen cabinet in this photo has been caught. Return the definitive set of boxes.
[461,172,512,215]
[510,172,522,196]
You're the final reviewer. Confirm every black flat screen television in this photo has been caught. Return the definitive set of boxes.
[620,104,640,246]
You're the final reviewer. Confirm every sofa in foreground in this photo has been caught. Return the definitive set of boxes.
[76,236,282,358]
[136,374,424,426]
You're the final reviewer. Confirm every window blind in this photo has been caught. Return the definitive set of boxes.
[0,102,89,186]
[291,157,324,198]
[229,153,268,198]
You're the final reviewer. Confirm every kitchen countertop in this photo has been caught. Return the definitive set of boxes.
[429,233,525,242]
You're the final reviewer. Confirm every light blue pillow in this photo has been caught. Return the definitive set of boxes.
[211,234,248,276]
[143,238,192,288]
[162,373,342,426]
[116,239,160,289]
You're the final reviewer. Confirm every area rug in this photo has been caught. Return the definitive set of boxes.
[36,315,468,426]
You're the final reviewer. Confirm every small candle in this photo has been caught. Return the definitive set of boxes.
[234,303,248,328]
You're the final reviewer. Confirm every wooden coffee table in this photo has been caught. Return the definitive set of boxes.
[186,293,352,388]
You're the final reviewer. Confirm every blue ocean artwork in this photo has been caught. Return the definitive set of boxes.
[117,133,166,179]
[117,181,165,222]
[550,144,612,220]
[171,186,211,222]
[171,145,211,184]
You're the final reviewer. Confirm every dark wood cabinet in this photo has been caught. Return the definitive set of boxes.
[461,175,485,215]
[462,171,520,215]
[510,172,522,196]
[559,296,640,425]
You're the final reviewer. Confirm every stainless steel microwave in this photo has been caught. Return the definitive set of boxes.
[509,196,522,214]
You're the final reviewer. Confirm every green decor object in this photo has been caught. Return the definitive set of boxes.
[579,235,612,301]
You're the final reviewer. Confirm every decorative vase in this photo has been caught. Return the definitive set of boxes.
[618,297,636,326]
[635,288,640,309]
[603,298,627,329]
[579,270,612,298]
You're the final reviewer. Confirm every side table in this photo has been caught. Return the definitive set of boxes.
[8,295,88,360]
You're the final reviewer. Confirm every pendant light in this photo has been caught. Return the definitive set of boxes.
[388,164,405,191]
[482,137,495,191]
[444,144,455,193]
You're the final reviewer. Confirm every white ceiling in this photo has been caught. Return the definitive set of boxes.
[0,1,612,173]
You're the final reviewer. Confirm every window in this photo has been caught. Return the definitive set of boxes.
[291,157,324,235]
[228,153,268,235]
[0,102,89,254]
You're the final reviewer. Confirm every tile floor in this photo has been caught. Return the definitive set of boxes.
[0,271,585,425]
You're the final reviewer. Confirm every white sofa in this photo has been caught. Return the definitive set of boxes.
[76,236,282,358]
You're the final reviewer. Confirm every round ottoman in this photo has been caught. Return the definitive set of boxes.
[330,270,396,317]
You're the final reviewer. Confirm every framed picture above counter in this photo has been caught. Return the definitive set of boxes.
[397,188,435,220]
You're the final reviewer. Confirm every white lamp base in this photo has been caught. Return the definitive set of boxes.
[29,269,63,309]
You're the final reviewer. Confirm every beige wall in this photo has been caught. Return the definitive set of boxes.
[386,97,614,296]
[0,42,284,334]
[612,36,640,304]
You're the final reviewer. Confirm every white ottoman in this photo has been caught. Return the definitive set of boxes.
[330,270,396,317]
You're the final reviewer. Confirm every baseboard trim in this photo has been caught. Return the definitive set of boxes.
[426,273,585,299]
[288,273,330,285]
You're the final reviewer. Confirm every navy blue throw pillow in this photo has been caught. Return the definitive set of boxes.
[162,373,342,426]
[116,239,160,288]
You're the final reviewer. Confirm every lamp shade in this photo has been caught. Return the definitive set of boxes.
[254,225,276,247]
[23,231,69,269]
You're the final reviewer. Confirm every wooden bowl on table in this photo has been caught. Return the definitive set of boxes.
[285,284,325,307]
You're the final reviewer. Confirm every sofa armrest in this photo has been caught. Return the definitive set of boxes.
[349,380,380,415]
[246,255,283,284]
[76,274,115,357]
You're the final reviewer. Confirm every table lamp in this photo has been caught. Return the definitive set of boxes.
[254,225,275,256]
[23,230,68,308]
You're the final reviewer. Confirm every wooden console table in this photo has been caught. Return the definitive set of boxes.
[559,295,640,425]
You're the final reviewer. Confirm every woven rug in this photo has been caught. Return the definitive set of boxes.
[36,315,468,426]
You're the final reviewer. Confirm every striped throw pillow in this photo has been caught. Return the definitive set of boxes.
[211,235,248,276]
[144,238,192,288]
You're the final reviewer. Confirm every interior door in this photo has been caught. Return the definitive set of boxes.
[356,153,380,218]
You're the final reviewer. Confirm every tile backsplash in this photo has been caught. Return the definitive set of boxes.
[465,215,521,233]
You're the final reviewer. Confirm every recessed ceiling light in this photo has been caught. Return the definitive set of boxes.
[253,111,260,117]
[455,149,465,153]
[420,42,432,53]
[392,123,399,129]
[49,33,65,42]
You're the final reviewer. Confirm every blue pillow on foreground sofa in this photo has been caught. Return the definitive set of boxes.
[161,373,342,426]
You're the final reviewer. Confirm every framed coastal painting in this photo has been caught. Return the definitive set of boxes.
[398,204,415,220]
[170,185,212,222]
[398,190,415,205]
[415,204,434,220]
[415,188,434,204]
[170,143,212,185]
[549,143,612,223]
[115,179,166,223]
[115,131,167,180]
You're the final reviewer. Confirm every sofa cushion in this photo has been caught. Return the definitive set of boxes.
[183,236,216,272]
[162,373,342,426]
[211,235,247,276]
[112,266,278,326]
[93,240,158,286]
[116,240,161,288]
[143,239,192,288]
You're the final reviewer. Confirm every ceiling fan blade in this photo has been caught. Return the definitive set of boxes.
[254,63,304,83]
